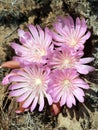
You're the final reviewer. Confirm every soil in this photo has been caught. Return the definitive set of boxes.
[0,0,98,130]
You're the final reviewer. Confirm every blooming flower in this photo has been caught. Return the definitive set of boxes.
[48,69,89,108]
[48,46,95,74]
[52,16,91,50]
[11,25,53,65]
[3,64,52,112]
[1,15,95,115]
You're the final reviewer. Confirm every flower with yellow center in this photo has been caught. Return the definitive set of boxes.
[7,64,53,112]
[49,46,76,70]
[49,69,89,108]
[11,25,53,64]
[52,16,91,50]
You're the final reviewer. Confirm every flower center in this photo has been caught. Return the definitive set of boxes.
[64,79,70,86]
[62,79,71,89]
[34,48,46,61]
[61,79,71,91]
[62,59,71,68]
[64,59,70,65]
[35,78,42,86]
[40,49,46,56]
[70,38,77,46]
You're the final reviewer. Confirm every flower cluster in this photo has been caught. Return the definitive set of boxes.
[2,16,94,114]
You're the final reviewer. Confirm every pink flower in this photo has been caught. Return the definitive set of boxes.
[52,16,91,50]
[4,64,52,112]
[1,15,95,114]
[48,69,89,108]
[48,46,94,74]
[11,25,53,64]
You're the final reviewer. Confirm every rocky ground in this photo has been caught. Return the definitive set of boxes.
[0,0,98,130]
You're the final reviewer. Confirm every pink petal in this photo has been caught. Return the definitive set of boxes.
[18,29,29,44]
[74,87,85,96]
[9,87,28,97]
[45,92,53,105]
[54,22,68,37]
[22,93,35,108]
[28,25,39,43]
[11,42,28,55]
[66,90,76,108]
[9,76,27,82]
[67,69,79,79]
[68,16,74,27]
[67,97,75,108]
[15,70,30,79]
[80,31,91,41]
[52,31,66,42]
[2,73,14,85]
[60,92,67,106]
[18,29,25,38]
[76,83,89,90]
[44,29,52,46]
[73,78,89,89]
[75,17,81,36]
[53,87,63,102]
[37,25,44,42]
[77,18,87,38]
[53,22,63,34]
[16,91,31,102]
[9,83,27,90]
[39,92,44,111]
[76,64,95,74]
[73,88,84,102]
[18,29,35,46]
[79,57,94,64]
[30,96,38,112]
[63,17,73,34]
